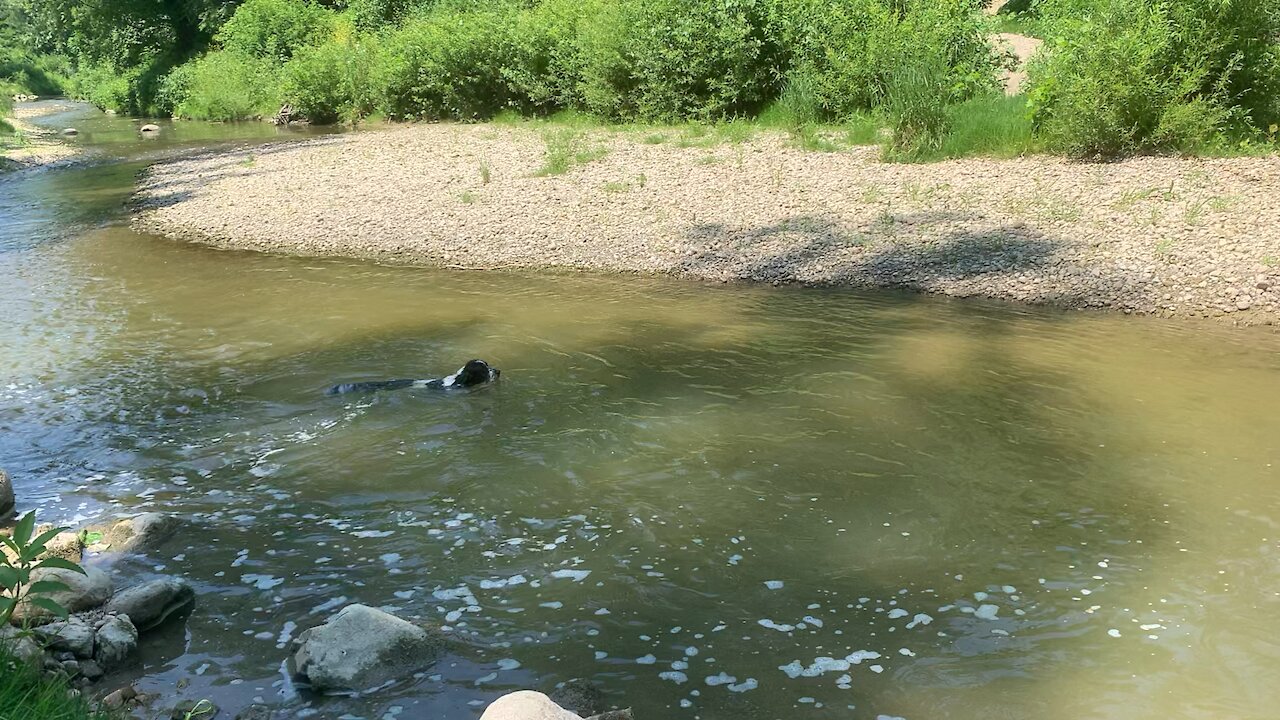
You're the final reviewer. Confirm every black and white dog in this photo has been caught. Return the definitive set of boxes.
[326,359,500,395]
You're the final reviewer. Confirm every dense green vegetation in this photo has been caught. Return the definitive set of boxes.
[1,0,1277,160]
[0,642,115,720]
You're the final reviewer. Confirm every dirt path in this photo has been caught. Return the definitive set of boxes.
[994,32,1044,95]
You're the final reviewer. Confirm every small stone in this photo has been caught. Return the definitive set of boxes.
[62,128,78,136]
[171,699,219,720]
[140,124,161,133]
[94,614,138,669]
[34,619,96,657]
[96,513,181,555]
[101,684,138,709]
[78,658,104,681]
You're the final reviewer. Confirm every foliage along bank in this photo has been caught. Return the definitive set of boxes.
[3,0,1279,159]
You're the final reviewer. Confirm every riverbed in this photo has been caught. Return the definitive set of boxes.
[3,102,1280,720]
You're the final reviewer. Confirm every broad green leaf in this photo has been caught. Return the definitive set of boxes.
[26,580,70,595]
[19,527,66,562]
[34,557,87,575]
[13,511,36,547]
[0,596,15,623]
[0,566,17,591]
[28,596,70,619]
[0,535,21,556]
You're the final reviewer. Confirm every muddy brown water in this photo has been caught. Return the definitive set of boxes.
[2,102,1279,720]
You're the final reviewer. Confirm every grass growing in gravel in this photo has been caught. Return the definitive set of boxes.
[0,642,118,720]
[535,127,610,176]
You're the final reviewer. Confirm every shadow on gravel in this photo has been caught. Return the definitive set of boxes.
[677,212,1152,310]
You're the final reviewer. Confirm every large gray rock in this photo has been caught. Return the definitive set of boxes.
[8,566,112,624]
[0,469,13,518]
[99,513,180,554]
[34,618,96,658]
[481,692,581,720]
[550,678,605,717]
[292,604,443,691]
[104,577,195,632]
[93,614,138,668]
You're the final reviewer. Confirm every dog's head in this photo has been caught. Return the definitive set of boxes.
[450,359,500,388]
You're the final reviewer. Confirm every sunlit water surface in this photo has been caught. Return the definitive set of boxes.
[2,102,1279,720]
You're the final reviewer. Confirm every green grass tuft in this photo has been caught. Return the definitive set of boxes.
[0,643,118,720]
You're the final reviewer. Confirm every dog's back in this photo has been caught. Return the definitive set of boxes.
[326,359,498,395]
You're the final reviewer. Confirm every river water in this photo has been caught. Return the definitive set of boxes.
[2,102,1279,720]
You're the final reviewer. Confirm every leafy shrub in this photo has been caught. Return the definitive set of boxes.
[504,0,600,114]
[283,32,381,124]
[577,0,782,121]
[217,0,335,62]
[348,0,419,29]
[377,3,525,120]
[1028,0,1280,157]
[1,511,87,625]
[73,63,138,113]
[0,49,71,97]
[773,0,1001,121]
[170,51,284,121]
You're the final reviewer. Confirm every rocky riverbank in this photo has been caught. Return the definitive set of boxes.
[132,123,1280,324]
[1,100,85,169]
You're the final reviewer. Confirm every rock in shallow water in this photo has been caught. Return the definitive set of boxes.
[104,577,195,631]
[481,692,582,720]
[291,604,444,691]
[98,513,180,554]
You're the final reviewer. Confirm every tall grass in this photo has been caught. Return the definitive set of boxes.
[0,642,117,720]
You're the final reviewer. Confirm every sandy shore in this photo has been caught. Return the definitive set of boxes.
[133,123,1280,323]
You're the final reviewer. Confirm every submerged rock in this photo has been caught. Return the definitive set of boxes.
[481,692,582,720]
[62,128,78,136]
[291,604,443,691]
[8,566,112,624]
[104,577,195,631]
[93,614,138,668]
[550,678,606,717]
[0,468,13,518]
[171,699,219,719]
[97,513,180,554]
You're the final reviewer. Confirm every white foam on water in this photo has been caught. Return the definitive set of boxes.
[764,580,785,590]
[636,655,657,665]
[728,554,743,565]
[887,609,908,619]
[758,619,795,632]
[241,574,283,591]
[846,651,881,664]
[550,569,591,582]
[803,616,824,628]
[496,659,521,671]
[906,613,933,629]
[351,530,394,538]
[705,673,736,686]
[475,672,497,685]
[659,671,688,684]
[727,679,758,693]
[974,604,1000,620]
[869,665,884,674]
[539,602,563,609]
[1108,628,1122,638]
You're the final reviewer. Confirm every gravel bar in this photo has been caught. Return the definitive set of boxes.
[132,123,1280,324]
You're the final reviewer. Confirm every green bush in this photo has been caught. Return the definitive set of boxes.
[283,32,381,124]
[170,51,284,121]
[217,0,336,62]
[577,0,781,122]
[773,0,1001,121]
[1028,0,1280,158]
[504,0,600,114]
[1,641,115,720]
[377,3,525,120]
[0,49,71,97]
